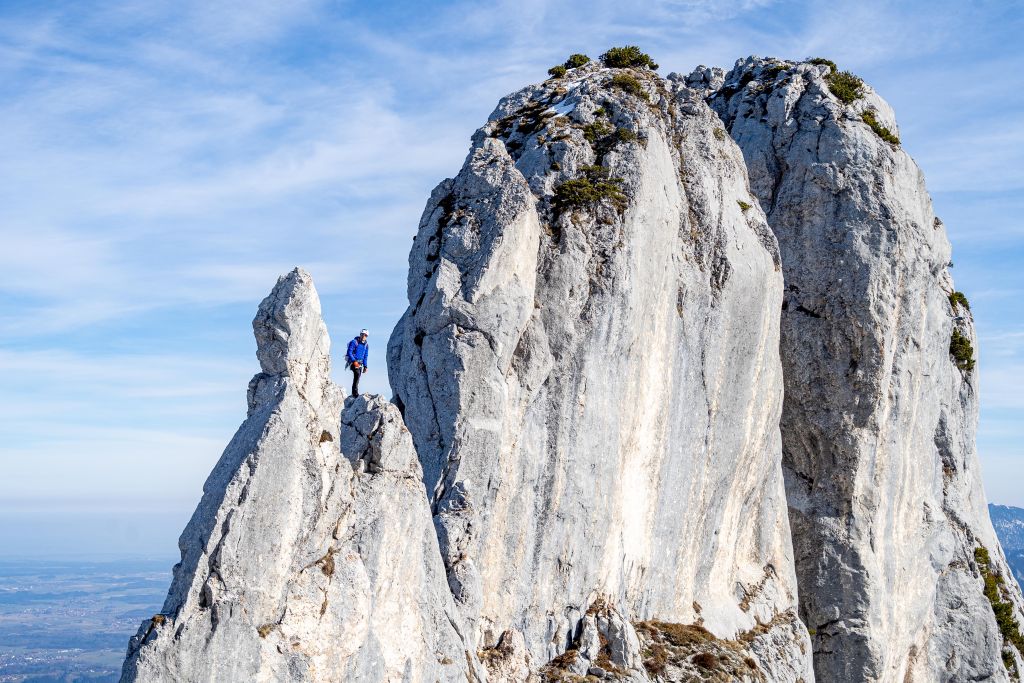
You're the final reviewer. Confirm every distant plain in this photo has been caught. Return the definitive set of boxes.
[0,558,171,683]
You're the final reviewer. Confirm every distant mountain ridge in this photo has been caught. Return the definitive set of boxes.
[991,504,1024,585]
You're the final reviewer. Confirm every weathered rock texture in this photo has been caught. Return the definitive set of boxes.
[121,54,1024,683]
[120,269,476,682]
[388,60,812,679]
[696,56,1024,682]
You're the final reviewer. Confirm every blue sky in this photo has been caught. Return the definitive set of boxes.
[1,0,1022,557]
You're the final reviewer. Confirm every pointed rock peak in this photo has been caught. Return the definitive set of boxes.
[252,267,331,383]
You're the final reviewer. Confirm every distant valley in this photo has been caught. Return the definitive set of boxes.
[0,558,170,683]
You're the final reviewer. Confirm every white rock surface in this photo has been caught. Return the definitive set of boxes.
[118,55,1023,683]
[388,61,812,679]
[120,268,476,682]
[701,56,1024,682]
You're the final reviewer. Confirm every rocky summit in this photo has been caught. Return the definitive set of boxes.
[121,52,1024,682]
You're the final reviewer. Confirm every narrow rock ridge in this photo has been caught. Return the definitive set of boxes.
[120,268,476,682]
[696,56,1024,682]
[388,59,812,679]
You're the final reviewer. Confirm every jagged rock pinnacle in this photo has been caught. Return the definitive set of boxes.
[120,269,475,682]
[250,267,332,408]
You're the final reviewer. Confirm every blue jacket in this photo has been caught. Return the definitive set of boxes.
[346,337,369,369]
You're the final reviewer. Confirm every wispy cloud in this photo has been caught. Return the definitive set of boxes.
[2,0,1023,524]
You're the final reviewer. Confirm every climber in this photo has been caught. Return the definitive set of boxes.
[346,329,369,397]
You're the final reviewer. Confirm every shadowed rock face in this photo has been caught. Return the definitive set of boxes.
[120,268,475,683]
[388,60,811,679]
[700,56,1024,682]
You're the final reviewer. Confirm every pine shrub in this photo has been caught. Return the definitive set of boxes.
[600,46,658,70]
[861,111,900,145]
[950,328,975,372]
[615,127,637,143]
[553,165,626,212]
[807,57,837,71]
[565,53,590,68]
[826,70,864,104]
[550,53,591,79]
[975,547,1024,659]
[610,73,646,98]
[949,291,970,311]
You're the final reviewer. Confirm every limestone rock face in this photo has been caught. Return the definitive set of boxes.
[388,61,812,678]
[701,56,1024,682]
[120,268,475,683]
[119,55,1022,683]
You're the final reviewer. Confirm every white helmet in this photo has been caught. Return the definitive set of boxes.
[360,329,369,336]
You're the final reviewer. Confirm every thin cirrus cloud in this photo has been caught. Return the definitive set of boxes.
[1,0,1022,555]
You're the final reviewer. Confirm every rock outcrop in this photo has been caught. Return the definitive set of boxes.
[120,269,476,682]
[122,52,1024,683]
[696,56,1024,682]
[388,59,812,678]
